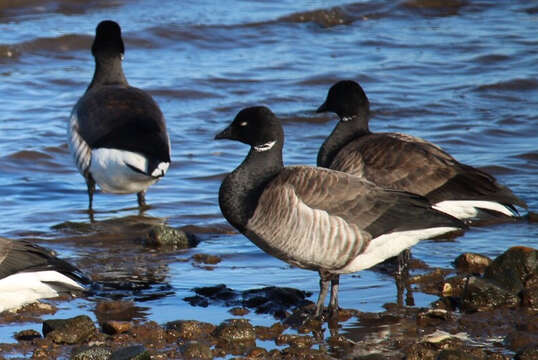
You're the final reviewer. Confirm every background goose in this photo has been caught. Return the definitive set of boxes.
[215,106,465,318]
[316,80,527,223]
[0,237,89,313]
[68,20,171,211]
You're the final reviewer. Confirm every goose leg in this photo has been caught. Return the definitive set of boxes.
[328,275,340,318]
[137,191,147,208]
[315,270,331,318]
[86,176,95,212]
[395,249,414,306]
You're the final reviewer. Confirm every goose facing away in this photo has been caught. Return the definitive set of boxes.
[316,80,527,223]
[68,20,171,211]
[0,237,89,313]
[215,106,465,317]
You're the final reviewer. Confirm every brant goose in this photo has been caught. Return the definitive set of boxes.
[68,20,171,211]
[215,106,465,317]
[316,80,527,222]
[0,237,89,312]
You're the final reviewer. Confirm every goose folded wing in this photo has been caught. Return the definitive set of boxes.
[75,87,169,159]
[332,133,525,208]
[0,238,89,285]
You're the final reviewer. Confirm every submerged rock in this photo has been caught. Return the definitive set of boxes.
[144,224,198,249]
[184,284,312,318]
[14,329,41,341]
[42,315,96,344]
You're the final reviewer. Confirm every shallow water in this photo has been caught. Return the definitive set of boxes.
[0,0,537,350]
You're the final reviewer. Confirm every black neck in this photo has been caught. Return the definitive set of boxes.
[87,54,128,90]
[317,113,370,168]
[219,144,284,231]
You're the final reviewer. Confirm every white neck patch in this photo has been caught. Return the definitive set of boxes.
[254,140,277,152]
[341,116,353,122]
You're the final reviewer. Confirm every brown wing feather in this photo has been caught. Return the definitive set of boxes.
[330,133,526,208]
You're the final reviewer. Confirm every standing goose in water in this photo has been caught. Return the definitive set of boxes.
[316,80,527,222]
[68,20,171,211]
[0,237,89,312]
[215,106,465,318]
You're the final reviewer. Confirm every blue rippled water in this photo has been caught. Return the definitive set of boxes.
[0,0,537,351]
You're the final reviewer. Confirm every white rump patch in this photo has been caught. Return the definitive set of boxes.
[0,271,84,313]
[89,148,162,194]
[151,162,170,177]
[254,141,277,152]
[339,227,459,273]
[433,200,515,219]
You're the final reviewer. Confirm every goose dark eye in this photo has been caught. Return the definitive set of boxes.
[239,121,248,127]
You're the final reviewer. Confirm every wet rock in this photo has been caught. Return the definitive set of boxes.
[101,320,132,335]
[213,319,256,355]
[417,309,452,327]
[52,221,94,233]
[327,335,356,358]
[243,286,312,318]
[461,276,520,312]
[144,224,198,249]
[522,274,538,307]
[484,246,538,295]
[229,307,249,316]
[515,346,538,360]
[436,349,480,360]
[275,334,314,348]
[254,322,285,340]
[505,331,538,352]
[283,305,323,331]
[166,320,216,340]
[441,275,467,298]
[410,268,453,295]
[129,321,167,346]
[405,342,442,360]
[43,315,96,344]
[246,347,269,358]
[279,346,331,360]
[71,345,113,360]
[14,329,41,341]
[454,253,492,275]
[192,253,221,265]
[109,345,150,360]
[179,341,213,360]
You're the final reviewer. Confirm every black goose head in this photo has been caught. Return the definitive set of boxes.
[215,106,284,151]
[91,20,125,58]
[317,80,370,121]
